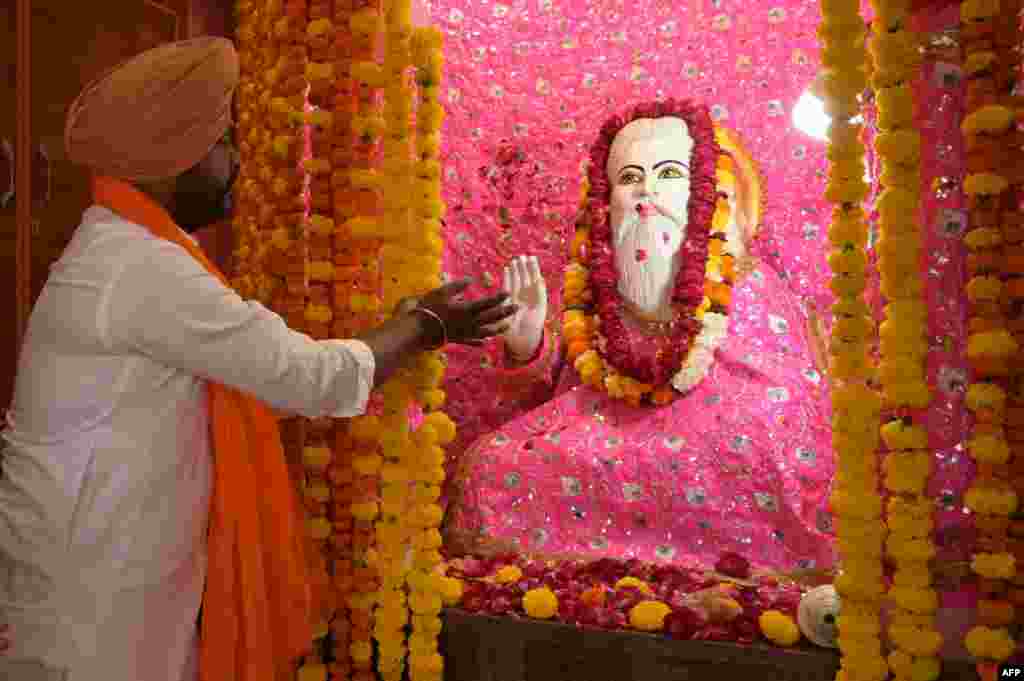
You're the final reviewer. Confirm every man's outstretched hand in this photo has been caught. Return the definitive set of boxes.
[404,278,518,347]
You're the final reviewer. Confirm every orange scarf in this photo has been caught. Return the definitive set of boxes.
[92,175,331,681]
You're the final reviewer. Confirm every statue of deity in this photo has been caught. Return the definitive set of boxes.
[444,99,835,572]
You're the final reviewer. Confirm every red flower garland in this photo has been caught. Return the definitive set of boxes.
[585,99,721,385]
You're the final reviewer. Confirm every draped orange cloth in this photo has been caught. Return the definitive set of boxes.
[92,175,332,681]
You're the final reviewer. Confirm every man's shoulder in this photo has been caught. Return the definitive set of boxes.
[74,206,194,262]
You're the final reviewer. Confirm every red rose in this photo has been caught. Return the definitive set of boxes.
[665,606,704,639]
[715,552,751,579]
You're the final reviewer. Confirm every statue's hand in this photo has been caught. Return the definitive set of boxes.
[502,255,547,361]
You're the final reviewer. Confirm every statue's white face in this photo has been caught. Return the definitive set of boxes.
[606,117,694,318]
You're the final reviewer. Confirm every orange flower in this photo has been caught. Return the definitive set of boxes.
[704,280,732,307]
[651,386,676,406]
[977,599,1015,627]
[580,585,608,607]
[567,339,590,361]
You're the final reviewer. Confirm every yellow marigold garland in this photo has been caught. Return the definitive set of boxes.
[864,3,944,680]
[818,2,888,681]
[960,0,1023,678]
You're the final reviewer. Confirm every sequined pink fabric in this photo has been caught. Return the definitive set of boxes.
[430,0,976,569]
[446,262,835,571]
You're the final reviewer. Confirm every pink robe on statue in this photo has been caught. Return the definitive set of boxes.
[446,260,836,572]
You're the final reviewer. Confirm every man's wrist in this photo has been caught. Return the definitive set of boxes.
[410,307,447,350]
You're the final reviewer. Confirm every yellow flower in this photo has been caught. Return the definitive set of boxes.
[880,162,920,189]
[883,451,931,494]
[967,382,1007,411]
[838,652,888,681]
[964,51,997,76]
[964,172,1009,196]
[875,130,921,164]
[760,610,801,646]
[867,30,920,70]
[834,571,885,600]
[830,490,883,519]
[965,227,1004,251]
[523,587,559,619]
[439,576,465,606]
[892,563,932,588]
[889,625,944,657]
[308,517,332,540]
[963,105,1015,136]
[965,625,1015,661]
[887,512,933,538]
[889,587,938,614]
[413,613,444,636]
[494,565,523,584]
[410,503,444,529]
[421,412,456,445]
[961,0,1000,22]
[351,501,380,521]
[352,454,384,476]
[409,590,442,615]
[967,275,1002,303]
[967,329,1019,359]
[629,601,672,632]
[877,187,919,222]
[965,486,1019,515]
[880,420,928,450]
[614,576,653,593]
[971,553,1016,580]
[910,656,942,681]
[838,613,882,637]
[877,84,914,129]
[968,434,1011,464]
[351,640,373,663]
[888,649,913,678]
[825,175,869,204]
[830,272,867,298]
[886,536,936,563]
[409,652,444,675]
[297,662,328,681]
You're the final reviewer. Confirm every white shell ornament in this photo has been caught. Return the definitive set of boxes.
[797,585,839,648]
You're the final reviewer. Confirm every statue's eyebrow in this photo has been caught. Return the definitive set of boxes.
[654,160,689,170]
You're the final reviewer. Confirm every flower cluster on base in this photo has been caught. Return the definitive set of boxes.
[443,552,810,647]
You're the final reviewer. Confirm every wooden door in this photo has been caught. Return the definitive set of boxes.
[2,0,230,412]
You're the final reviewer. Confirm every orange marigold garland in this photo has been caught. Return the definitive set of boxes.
[960,0,1023,678]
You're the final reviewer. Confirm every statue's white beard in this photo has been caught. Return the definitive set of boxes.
[613,213,682,321]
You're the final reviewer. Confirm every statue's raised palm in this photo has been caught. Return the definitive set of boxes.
[502,255,547,360]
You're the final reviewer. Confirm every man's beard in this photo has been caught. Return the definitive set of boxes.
[613,212,682,319]
[172,166,238,234]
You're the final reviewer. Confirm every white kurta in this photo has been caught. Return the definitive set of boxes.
[0,206,374,681]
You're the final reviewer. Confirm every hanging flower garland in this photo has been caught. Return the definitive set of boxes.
[817,2,888,681]
[404,24,451,681]
[565,99,734,408]
[865,4,945,681]
[330,0,390,679]
[959,0,1022,677]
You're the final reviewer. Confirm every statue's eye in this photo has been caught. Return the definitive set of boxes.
[659,165,686,179]
[619,172,642,185]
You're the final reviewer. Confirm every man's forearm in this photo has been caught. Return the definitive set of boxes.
[356,312,435,389]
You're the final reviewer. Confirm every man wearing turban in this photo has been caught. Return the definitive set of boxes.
[0,37,514,681]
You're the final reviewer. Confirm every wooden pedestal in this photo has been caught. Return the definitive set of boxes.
[440,609,976,681]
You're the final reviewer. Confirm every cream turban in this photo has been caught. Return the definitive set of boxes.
[65,37,239,183]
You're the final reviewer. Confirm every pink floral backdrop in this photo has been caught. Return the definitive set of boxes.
[427,0,976,564]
